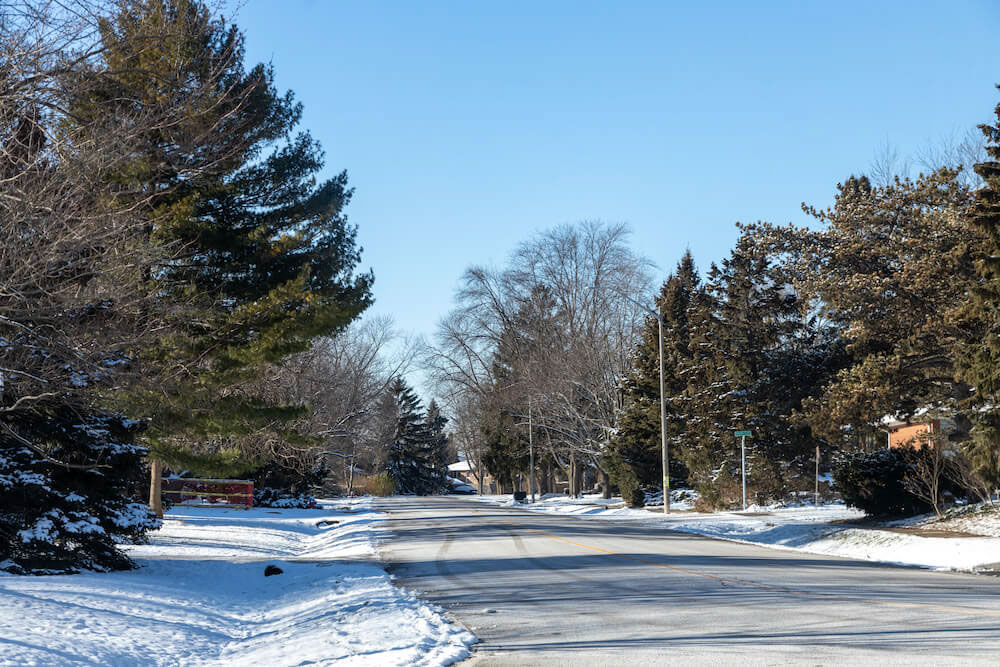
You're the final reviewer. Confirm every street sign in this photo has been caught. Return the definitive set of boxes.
[735,430,751,437]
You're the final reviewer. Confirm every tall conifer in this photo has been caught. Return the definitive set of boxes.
[386,378,446,495]
[956,91,1000,486]
[78,1,373,494]
[606,251,698,498]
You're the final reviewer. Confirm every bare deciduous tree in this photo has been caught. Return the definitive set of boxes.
[248,316,415,494]
[425,221,653,496]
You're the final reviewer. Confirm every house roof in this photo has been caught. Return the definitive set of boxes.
[447,461,472,472]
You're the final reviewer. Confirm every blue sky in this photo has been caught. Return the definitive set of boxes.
[236,1,1000,386]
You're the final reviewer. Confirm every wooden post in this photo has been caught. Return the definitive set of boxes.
[149,459,163,519]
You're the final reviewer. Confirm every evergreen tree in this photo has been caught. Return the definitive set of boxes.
[480,409,529,493]
[77,1,373,498]
[0,410,159,574]
[955,90,1000,487]
[606,251,698,499]
[679,233,839,506]
[757,173,978,443]
[385,378,445,495]
[424,400,451,493]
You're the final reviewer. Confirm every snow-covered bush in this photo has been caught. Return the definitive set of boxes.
[0,410,160,575]
[249,459,327,508]
[253,488,316,508]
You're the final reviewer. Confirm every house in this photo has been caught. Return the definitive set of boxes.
[447,460,496,493]
[882,415,956,450]
[447,460,474,484]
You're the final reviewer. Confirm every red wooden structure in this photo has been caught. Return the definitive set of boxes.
[161,478,254,508]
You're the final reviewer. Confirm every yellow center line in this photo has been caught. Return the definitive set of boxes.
[475,508,1000,619]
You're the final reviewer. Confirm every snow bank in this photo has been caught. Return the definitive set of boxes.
[473,493,1000,573]
[0,498,474,666]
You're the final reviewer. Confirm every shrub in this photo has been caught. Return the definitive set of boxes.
[254,488,316,508]
[693,469,743,511]
[628,486,646,508]
[609,462,643,507]
[371,473,396,497]
[0,411,159,575]
[833,449,932,518]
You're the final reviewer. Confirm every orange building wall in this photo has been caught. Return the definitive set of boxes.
[888,420,939,449]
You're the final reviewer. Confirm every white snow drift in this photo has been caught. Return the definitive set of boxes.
[0,498,474,666]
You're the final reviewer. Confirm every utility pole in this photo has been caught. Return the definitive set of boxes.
[735,431,751,510]
[657,307,669,514]
[529,395,536,503]
[588,285,670,513]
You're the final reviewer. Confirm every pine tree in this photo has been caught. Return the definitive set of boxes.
[773,173,978,439]
[386,378,445,495]
[78,1,373,498]
[955,90,1000,487]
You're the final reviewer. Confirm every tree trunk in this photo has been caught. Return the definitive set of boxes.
[149,458,163,519]
[600,468,611,499]
[569,453,577,497]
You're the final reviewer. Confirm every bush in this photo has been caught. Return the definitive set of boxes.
[0,410,159,575]
[371,473,396,497]
[628,486,646,508]
[251,460,328,497]
[833,449,932,518]
[693,468,743,511]
[609,462,643,507]
[253,488,316,508]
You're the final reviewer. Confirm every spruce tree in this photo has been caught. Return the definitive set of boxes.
[0,410,158,574]
[386,378,444,495]
[606,251,698,500]
[424,400,451,494]
[679,232,838,506]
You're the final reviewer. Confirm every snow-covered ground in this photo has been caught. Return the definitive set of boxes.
[472,493,1000,573]
[0,498,474,666]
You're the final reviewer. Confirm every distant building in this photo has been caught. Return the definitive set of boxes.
[882,415,955,450]
[447,460,496,493]
[447,460,473,484]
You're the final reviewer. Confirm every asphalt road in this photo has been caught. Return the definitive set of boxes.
[378,496,1000,666]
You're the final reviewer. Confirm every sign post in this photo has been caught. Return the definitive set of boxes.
[735,431,751,510]
[815,445,820,506]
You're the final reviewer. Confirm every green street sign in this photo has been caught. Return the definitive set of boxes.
[735,430,751,437]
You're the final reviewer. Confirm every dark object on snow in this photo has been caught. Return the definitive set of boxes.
[316,519,339,527]
[264,565,284,576]
[513,491,527,502]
